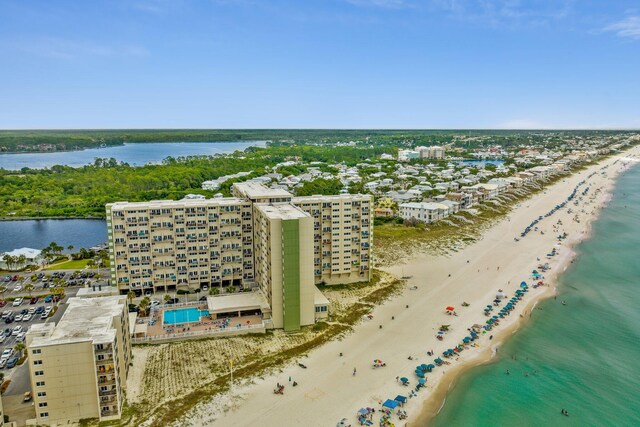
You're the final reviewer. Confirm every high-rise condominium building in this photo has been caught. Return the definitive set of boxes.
[26,296,131,425]
[106,183,372,330]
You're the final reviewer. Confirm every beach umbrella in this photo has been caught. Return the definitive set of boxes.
[415,371,424,378]
[520,282,528,287]
[420,364,428,370]
[427,364,435,369]
[418,379,426,385]
[446,306,455,311]
[395,395,408,404]
[496,291,507,299]
[400,377,408,383]
[463,337,471,343]
[358,408,369,416]
[435,358,443,364]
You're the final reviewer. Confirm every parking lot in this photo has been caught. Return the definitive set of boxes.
[0,267,109,381]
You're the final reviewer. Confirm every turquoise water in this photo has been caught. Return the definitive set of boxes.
[163,308,210,325]
[432,163,640,427]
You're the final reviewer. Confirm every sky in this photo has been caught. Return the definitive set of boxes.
[0,0,639,129]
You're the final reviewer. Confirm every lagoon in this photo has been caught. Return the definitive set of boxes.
[0,219,107,253]
[0,141,266,170]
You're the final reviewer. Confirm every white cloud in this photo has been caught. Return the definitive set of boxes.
[1,38,149,60]
[345,0,410,9]
[602,16,640,40]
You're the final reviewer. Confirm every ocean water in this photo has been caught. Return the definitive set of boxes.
[0,219,106,252]
[431,163,640,427]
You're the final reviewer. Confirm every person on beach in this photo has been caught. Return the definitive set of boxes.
[353,368,357,376]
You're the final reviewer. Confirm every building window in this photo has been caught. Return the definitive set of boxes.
[36,381,45,387]
[35,371,44,376]
[38,402,48,408]
[37,391,47,397]
[32,349,42,355]
[39,412,49,418]
[33,360,43,365]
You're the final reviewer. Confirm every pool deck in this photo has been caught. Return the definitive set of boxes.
[142,306,263,338]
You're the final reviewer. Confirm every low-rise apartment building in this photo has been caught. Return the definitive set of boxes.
[26,296,131,425]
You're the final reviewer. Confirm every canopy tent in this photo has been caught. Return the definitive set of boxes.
[394,395,407,404]
[382,399,399,410]
[445,306,455,311]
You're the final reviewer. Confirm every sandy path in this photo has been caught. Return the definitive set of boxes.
[181,148,640,427]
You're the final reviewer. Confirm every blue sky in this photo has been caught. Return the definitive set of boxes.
[0,0,639,129]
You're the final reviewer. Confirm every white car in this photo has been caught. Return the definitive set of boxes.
[12,325,22,335]
[1,349,12,359]
[14,314,23,322]
[1,310,11,319]
[44,306,52,315]
[0,335,5,344]
[28,307,36,315]
[12,298,23,306]
[15,332,26,342]
[40,312,48,320]
[22,314,32,322]
[13,285,22,292]
[150,300,160,307]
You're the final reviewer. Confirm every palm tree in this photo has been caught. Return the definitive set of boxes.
[14,342,25,359]
[139,297,150,316]
[163,294,171,304]
[24,284,34,298]
[2,254,12,270]
[17,254,26,269]
[127,290,136,305]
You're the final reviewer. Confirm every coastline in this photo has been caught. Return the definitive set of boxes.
[134,147,640,427]
[0,216,105,221]
[411,152,637,426]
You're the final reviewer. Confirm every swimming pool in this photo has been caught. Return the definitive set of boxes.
[163,308,210,325]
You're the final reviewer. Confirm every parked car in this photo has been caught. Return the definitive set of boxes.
[14,314,23,322]
[11,275,19,281]
[202,285,209,291]
[199,296,207,302]
[13,285,22,292]
[0,359,6,369]
[6,357,19,368]
[44,296,53,303]
[3,328,11,337]
[16,331,26,341]
[23,391,32,402]
[40,312,48,320]
[4,315,14,324]
[35,306,45,314]
[28,307,36,315]
[0,300,6,307]
[44,306,52,315]
[12,325,23,335]
[144,290,152,296]
[12,298,23,306]
[20,309,28,315]
[1,310,11,319]
[22,314,32,322]
[30,297,39,304]
[1,349,12,359]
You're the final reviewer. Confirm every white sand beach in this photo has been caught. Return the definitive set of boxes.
[184,147,640,427]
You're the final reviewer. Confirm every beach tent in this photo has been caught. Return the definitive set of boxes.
[358,408,369,416]
[394,395,407,404]
[496,291,507,299]
[445,306,455,311]
[382,399,400,410]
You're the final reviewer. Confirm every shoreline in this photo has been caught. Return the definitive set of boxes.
[0,216,105,222]
[410,153,637,426]
[135,147,640,427]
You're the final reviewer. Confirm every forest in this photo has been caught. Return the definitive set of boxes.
[0,145,394,218]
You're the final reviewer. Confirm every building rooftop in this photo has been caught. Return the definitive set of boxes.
[107,197,248,210]
[207,291,270,315]
[28,296,126,347]
[292,193,371,202]
[233,182,292,199]
[255,203,310,220]
[1,247,41,258]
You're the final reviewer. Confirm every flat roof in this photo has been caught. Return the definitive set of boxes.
[255,203,310,220]
[29,296,126,347]
[108,197,248,210]
[207,292,270,315]
[233,182,292,198]
[292,194,371,202]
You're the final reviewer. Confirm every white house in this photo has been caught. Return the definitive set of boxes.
[0,247,43,270]
[400,202,449,224]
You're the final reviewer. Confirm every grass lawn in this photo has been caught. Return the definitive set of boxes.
[45,259,91,270]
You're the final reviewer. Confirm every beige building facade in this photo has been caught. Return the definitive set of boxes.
[106,183,373,331]
[26,296,131,425]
